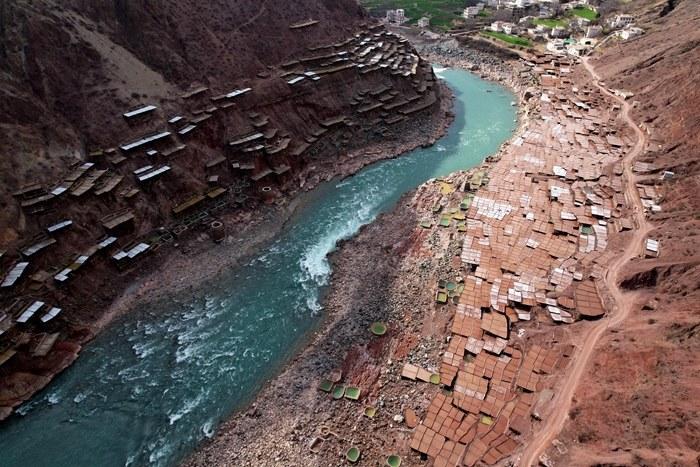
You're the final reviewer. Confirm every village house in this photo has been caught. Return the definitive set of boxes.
[385,8,407,24]
[619,25,644,40]
[490,21,506,32]
[540,0,561,11]
[538,6,556,18]
[463,4,484,18]
[546,38,567,54]
[573,16,591,28]
[519,15,535,27]
[417,17,430,28]
[549,25,569,38]
[536,23,552,34]
[586,25,603,37]
[502,22,520,34]
[610,13,634,29]
[567,43,591,57]
[527,27,544,39]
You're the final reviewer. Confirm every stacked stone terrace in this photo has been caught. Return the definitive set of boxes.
[0,24,441,383]
[399,54,633,465]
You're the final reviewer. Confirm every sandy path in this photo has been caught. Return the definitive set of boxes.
[518,57,653,466]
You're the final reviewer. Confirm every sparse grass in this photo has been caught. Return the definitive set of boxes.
[569,6,599,20]
[533,17,568,28]
[360,0,466,30]
[481,30,532,48]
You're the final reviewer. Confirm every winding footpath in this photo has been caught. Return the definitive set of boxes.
[518,57,654,466]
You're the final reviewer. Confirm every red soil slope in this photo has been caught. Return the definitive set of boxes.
[555,1,700,465]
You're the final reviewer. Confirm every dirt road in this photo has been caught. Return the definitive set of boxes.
[518,57,654,466]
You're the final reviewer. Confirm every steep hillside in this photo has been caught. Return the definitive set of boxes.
[554,1,700,465]
[0,0,446,419]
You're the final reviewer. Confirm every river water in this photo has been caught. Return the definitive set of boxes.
[0,68,516,467]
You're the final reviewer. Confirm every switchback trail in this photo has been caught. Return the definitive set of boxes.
[518,56,654,466]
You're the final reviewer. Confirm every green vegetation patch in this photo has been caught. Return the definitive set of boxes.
[429,373,441,385]
[569,6,598,20]
[481,31,532,48]
[532,17,568,28]
[386,455,402,467]
[347,446,361,463]
[371,322,388,336]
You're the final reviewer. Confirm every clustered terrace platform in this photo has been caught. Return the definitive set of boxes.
[0,23,441,383]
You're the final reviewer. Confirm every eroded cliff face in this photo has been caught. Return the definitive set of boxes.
[557,1,700,464]
[0,0,445,419]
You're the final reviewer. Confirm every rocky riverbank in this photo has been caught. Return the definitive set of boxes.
[184,43,528,467]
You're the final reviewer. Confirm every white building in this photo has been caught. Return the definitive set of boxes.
[567,44,591,57]
[386,9,407,24]
[546,38,567,54]
[417,17,430,28]
[586,25,603,38]
[610,14,634,29]
[463,4,484,18]
[502,22,519,35]
[619,26,644,40]
[490,21,506,32]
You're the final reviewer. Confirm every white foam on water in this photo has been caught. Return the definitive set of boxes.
[297,194,378,312]
[46,392,61,405]
[132,340,157,359]
[175,342,200,364]
[335,178,352,188]
[202,420,215,438]
[175,324,218,364]
[148,442,173,466]
[433,65,447,79]
[117,365,151,382]
[167,392,205,425]
[14,406,30,416]
[73,392,87,404]
[437,144,447,152]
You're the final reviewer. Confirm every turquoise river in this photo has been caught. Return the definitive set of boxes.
[0,68,516,466]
